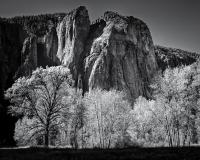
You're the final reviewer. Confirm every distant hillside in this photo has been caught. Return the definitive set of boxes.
[0,13,66,36]
[155,45,199,70]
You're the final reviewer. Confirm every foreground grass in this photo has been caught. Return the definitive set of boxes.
[1,146,200,160]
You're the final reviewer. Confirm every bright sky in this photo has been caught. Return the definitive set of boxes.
[0,0,199,52]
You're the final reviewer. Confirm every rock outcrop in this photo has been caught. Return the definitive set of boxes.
[56,6,90,85]
[84,12,157,100]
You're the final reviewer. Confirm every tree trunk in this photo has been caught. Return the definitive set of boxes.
[44,131,49,147]
[191,108,198,144]
[44,122,49,147]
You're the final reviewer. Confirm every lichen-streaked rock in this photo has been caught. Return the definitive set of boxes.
[37,26,60,67]
[84,12,157,101]
[57,6,90,84]
[15,35,37,77]
[16,27,60,78]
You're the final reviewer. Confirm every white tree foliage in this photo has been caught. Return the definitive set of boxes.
[83,89,132,148]
[5,66,74,146]
[131,65,200,147]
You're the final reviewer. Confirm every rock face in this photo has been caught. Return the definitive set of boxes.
[84,12,157,100]
[0,6,199,146]
[155,45,199,70]
[0,6,90,146]
[56,6,90,84]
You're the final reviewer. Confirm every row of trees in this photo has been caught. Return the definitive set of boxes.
[5,66,133,148]
[132,62,200,147]
[5,61,200,148]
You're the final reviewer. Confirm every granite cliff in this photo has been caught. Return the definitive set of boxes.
[0,6,199,146]
[84,11,157,100]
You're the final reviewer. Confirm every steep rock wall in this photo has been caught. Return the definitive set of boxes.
[57,6,90,85]
[37,27,60,67]
[84,12,157,100]
[16,27,60,78]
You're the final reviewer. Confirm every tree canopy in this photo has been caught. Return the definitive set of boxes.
[5,61,200,148]
[5,66,74,146]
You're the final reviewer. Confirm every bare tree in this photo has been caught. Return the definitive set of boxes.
[5,66,74,147]
[83,89,132,148]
